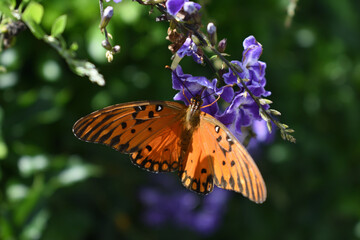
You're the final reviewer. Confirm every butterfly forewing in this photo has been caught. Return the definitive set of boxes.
[199,113,267,203]
[129,121,183,172]
[73,101,187,172]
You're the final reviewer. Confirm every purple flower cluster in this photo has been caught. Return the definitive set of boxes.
[173,35,272,138]
[139,175,229,235]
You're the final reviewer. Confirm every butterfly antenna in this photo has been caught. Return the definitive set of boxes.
[200,83,235,109]
[182,87,191,104]
[201,94,221,109]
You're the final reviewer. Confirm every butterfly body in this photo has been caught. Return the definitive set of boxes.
[73,97,266,203]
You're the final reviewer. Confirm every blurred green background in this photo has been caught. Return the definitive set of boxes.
[1,0,360,239]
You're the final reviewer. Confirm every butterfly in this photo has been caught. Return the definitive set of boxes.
[72,95,266,203]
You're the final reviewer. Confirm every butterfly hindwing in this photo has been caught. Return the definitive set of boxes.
[178,124,216,195]
[199,112,267,203]
[73,101,186,172]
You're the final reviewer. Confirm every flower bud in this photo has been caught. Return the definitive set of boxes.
[207,22,217,46]
[266,120,272,133]
[269,109,281,116]
[259,98,273,105]
[101,39,112,50]
[112,45,121,53]
[218,38,227,53]
[99,6,114,29]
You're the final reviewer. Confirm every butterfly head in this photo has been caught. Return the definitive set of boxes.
[190,96,203,111]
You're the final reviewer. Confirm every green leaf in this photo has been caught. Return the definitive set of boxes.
[20,209,49,240]
[22,18,45,39]
[22,2,44,24]
[8,0,16,9]
[14,175,45,225]
[51,15,67,37]
[0,1,15,18]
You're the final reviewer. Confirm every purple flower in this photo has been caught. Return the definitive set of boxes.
[183,1,200,14]
[139,174,230,236]
[222,36,268,93]
[216,93,269,135]
[106,0,122,3]
[172,36,271,139]
[252,119,275,144]
[176,37,203,64]
[172,65,234,115]
[246,119,276,158]
[166,0,201,16]
[217,36,271,134]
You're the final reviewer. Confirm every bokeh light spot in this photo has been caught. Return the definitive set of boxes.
[42,60,61,81]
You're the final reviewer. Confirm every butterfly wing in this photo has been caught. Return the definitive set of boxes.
[200,112,267,203]
[73,101,186,172]
[178,128,215,194]
[178,111,266,203]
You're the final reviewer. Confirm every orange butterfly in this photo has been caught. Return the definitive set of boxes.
[72,96,266,203]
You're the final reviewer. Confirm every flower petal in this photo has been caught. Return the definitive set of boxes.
[166,0,186,16]
[183,1,201,14]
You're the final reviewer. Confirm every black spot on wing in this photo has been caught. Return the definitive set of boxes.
[201,175,214,193]
[129,145,140,153]
[190,178,200,192]
[219,145,228,157]
[134,105,146,111]
[148,111,154,118]
[118,142,129,152]
[132,112,138,119]
[229,175,235,189]
[220,176,227,188]
[110,135,121,147]
[216,136,222,142]
[121,122,127,129]
[146,145,152,152]
[156,104,163,112]
[226,135,234,145]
